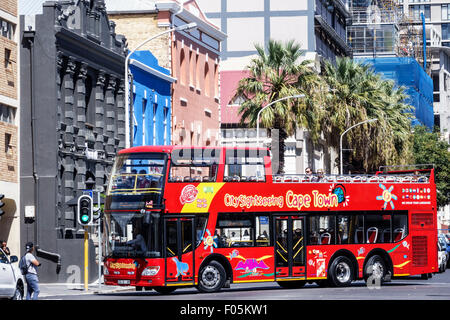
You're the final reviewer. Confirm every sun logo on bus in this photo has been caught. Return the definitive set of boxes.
[201,229,218,253]
[376,184,397,210]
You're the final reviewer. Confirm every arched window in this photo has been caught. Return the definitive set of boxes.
[179,48,186,85]
[204,62,210,97]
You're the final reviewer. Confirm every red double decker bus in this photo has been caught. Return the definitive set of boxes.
[103,146,438,293]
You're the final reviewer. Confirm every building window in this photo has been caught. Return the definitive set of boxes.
[0,19,14,40]
[204,62,210,97]
[153,103,157,145]
[179,48,186,86]
[442,24,450,40]
[0,104,16,124]
[443,5,450,21]
[163,107,168,145]
[142,98,147,145]
[214,64,219,98]
[409,4,430,21]
[4,133,12,154]
[4,48,11,69]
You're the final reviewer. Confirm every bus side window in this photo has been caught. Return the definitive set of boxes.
[364,214,392,244]
[308,215,336,245]
[215,213,266,248]
[337,215,349,244]
[349,215,364,244]
[392,214,408,242]
[255,216,270,247]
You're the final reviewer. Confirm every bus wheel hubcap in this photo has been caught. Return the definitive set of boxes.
[202,266,220,288]
[336,262,351,283]
[372,262,384,279]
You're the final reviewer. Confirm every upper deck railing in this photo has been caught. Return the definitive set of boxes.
[272,173,429,184]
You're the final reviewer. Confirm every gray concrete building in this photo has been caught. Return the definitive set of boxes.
[19,0,126,282]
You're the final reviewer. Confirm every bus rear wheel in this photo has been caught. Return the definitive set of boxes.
[328,256,354,287]
[197,260,226,293]
[364,255,387,287]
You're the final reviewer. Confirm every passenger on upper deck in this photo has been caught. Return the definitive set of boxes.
[412,170,426,182]
[305,167,313,181]
[312,169,324,182]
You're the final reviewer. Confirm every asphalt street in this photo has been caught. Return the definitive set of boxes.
[37,268,450,301]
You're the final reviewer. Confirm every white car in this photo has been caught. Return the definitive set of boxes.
[0,248,24,299]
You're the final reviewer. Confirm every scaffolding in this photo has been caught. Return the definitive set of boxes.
[358,57,434,129]
[347,0,431,74]
[348,0,400,57]
[348,1,434,129]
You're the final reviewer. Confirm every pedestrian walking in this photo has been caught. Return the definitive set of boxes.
[23,242,41,300]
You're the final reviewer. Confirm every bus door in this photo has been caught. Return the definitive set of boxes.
[274,216,306,279]
[163,216,195,285]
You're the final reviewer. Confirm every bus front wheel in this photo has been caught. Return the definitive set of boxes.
[328,256,354,287]
[197,260,226,293]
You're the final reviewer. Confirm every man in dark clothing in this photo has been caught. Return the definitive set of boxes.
[23,242,41,300]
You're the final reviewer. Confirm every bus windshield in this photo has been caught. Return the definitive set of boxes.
[104,211,161,258]
[106,152,167,210]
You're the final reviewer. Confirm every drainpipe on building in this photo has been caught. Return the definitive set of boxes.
[170,3,183,146]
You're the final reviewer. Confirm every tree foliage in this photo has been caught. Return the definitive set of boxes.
[412,126,450,208]
[321,57,413,172]
[236,39,321,174]
[237,41,422,175]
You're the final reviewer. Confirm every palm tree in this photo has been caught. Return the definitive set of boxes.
[322,57,414,172]
[236,39,321,174]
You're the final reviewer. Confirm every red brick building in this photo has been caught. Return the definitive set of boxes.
[106,0,226,146]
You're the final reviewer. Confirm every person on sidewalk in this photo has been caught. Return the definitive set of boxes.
[1,240,10,256]
[24,242,41,300]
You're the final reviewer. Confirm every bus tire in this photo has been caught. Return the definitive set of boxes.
[197,260,226,293]
[364,255,386,287]
[328,256,354,287]
[154,286,177,295]
[277,280,306,289]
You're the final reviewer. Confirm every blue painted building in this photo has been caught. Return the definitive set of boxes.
[129,51,176,146]
[358,57,434,130]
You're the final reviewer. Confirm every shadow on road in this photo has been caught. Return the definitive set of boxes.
[98,278,428,298]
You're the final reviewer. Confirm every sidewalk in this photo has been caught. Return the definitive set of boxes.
[38,282,133,298]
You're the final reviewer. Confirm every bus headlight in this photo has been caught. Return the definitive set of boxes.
[142,266,160,276]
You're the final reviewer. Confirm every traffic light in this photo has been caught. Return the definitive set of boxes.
[0,194,4,217]
[77,195,93,226]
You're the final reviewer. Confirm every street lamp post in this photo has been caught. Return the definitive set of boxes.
[124,22,197,148]
[256,94,305,147]
[339,118,378,175]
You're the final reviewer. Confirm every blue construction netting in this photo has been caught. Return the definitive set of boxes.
[357,57,434,130]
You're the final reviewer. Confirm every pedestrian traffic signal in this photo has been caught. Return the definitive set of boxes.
[0,194,4,217]
[77,195,93,226]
